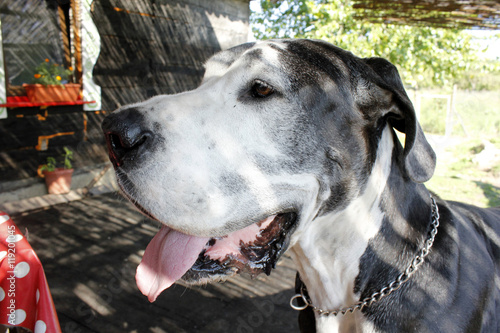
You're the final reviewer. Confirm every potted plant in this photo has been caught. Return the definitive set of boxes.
[23,59,81,103]
[39,147,74,194]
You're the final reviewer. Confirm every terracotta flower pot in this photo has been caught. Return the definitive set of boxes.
[23,84,81,103]
[43,168,74,194]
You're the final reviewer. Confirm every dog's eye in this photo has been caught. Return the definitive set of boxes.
[251,80,274,98]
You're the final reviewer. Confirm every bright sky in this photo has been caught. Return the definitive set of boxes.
[466,30,500,60]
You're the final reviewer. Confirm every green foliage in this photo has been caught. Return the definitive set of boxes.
[458,68,500,91]
[453,91,500,137]
[31,59,73,86]
[454,33,500,90]
[251,0,483,88]
[62,147,74,169]
[41,157,58,172]
[40,147,74,172]
[418,96,448,135]
[425,137,500,208]
[416,89,500,137]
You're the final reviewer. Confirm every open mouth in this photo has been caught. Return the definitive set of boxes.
[135,212,297,302]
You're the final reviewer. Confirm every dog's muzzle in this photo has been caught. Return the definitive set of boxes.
[101,106,301,303]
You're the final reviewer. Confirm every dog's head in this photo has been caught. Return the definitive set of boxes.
[102,39,435,302]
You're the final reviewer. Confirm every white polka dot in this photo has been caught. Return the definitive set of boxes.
[0,251,6,261]
[0,287,4,301]
[0,215,9,224]
[36,289,40,303]
[14,309,26,325]
[6,234,23,243]
[35,320,47,333]
[14,262,30,278]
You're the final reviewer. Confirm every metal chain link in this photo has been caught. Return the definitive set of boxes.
[290,196,440,316]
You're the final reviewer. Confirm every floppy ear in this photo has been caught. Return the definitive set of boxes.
[203,42,256,82]
[363,57,436,183]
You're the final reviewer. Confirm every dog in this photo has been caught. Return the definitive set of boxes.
[102,39,500,332]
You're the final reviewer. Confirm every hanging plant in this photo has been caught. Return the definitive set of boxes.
[31,58,74,86]
[23,59,81,103]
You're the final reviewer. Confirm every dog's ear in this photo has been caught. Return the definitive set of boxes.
[203,42,256,81]
[362,57,436,183]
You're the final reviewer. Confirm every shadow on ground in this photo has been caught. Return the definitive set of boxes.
[474,181,500,207]
[12,193,298,333]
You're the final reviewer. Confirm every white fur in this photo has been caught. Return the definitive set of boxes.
[289,127,394,333]
[115,42,323,237]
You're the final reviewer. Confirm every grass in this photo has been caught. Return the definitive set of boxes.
[415,90,500,138]
[407,88,500,208]
[425,137,500,208]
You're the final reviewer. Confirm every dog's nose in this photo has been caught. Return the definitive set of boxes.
[102,108,153,168]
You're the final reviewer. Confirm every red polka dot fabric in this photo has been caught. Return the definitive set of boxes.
[0,211,61,332]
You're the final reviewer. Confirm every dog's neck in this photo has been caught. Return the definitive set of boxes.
[289,127,432,332]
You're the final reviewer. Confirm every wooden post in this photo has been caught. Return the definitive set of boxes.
[451,84,469,137]
[58,3,72,73]
[72,0,83,85]
[414,88,421,120]
[445,94,452,137]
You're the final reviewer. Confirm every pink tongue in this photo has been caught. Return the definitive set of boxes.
[136,225,209,302]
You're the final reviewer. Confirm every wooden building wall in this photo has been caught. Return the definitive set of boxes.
[0,0,249,193]
[92,0,250,111]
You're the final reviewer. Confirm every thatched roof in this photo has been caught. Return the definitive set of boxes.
[352,0,500,29]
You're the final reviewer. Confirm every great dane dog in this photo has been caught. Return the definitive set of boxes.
[102,39,500,332]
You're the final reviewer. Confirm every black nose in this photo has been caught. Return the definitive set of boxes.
[102,108,153,168]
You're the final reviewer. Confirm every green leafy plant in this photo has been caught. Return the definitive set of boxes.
[40,147,74,172]
[251,0,482,88]
[31,58,74,86]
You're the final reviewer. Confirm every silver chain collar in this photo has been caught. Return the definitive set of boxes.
[290,196,440,316]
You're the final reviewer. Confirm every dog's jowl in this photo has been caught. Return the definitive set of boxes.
[102,39,500,333]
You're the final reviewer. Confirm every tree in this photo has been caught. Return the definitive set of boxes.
[251,0,480,88]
